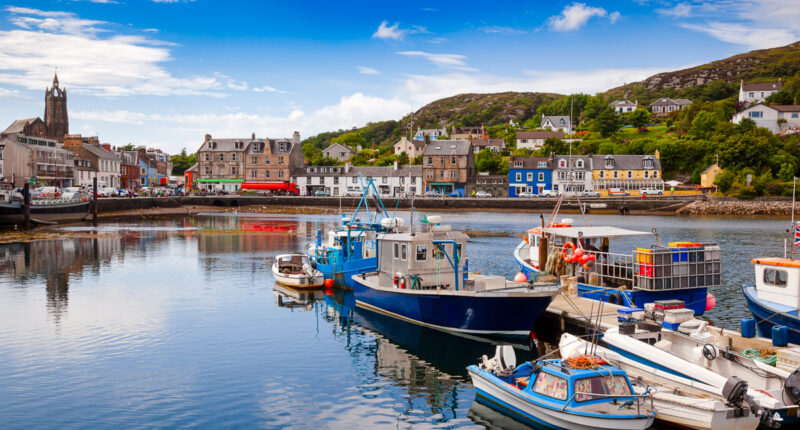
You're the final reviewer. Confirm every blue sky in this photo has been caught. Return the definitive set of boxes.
[0,0,798,155]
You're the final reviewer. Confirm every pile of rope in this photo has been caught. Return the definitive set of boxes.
[565,355,608,369]
[743,348,777,366]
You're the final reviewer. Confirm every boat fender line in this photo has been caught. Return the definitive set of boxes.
[562,242,577,262]
[702,344,717,361]
[559,311,567,332]
[608,292,622,305]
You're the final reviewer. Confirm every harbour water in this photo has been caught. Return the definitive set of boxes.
[0,211,788,428]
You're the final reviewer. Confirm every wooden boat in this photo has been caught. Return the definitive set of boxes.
[0,185,90,225]
[272,254,324,288]
[560,332,761,429]
[467,345,655,430]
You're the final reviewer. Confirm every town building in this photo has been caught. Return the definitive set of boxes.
[541,115,572,133]
[138,151,157,188]
[146,148,172,186]
[2,117,47,138]
[701,163,722,188]
[731,104,800,133]
[196,134,248,192]
[322,142,355,162]
[243,132,304,185]
[551,155,593,194]
[44,73,69,141]
[184,163,198,191]
[118,150,140,189]
[393,136,426,159]
[739,80,782,104]
[473,173,507,197]
[292,162,422,197]
[63,135,120,188]
[450,125,487,141]
[0,134,75,187]
[421,140,474,196]
[507,155,552,197]
[471,138,505,153]
[609,100,637,114]
[413,127,448,141]
[515,131,564,151]
[649,98,692,115]
[590,153,662,192]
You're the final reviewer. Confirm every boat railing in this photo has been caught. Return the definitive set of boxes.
[575,250,635,289]
[559,389,653,416]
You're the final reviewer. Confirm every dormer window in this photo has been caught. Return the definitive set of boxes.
[576,160,583,168]
[604,156,614,169]
[514,161,523,168]
[559,159,566,168]
[643,158,654,169]
[537,162,546,168]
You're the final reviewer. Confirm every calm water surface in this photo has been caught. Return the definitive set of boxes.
[0,211,788,429]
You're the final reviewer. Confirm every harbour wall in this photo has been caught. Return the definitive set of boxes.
[96,195,701,214]
[677,197,794,216]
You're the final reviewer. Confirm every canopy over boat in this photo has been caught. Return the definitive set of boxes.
[539,226,654,239]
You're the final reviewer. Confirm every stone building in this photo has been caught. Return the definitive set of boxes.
[450,125,487,141]
[196,134,248,192]
[321,142,355,162]
[2,117,47,138]
[0,134,75,187]
[243,132,304,184]
[421,140,474,196]
[45,73,69,140]
[473,173,508,197]
[63,135,120,188]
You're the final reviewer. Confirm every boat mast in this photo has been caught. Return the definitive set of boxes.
[793,176,796,259]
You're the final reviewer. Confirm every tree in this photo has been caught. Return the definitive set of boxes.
[629,109,650,130]
[475,149,501,173]
[594,108,619,138]
[766,90,794,105]
[714,170,735,193]
[170,148,197,176]
[122,143,135,151]
[689,111,717,139]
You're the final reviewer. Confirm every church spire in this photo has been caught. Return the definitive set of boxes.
[52,69,59,87]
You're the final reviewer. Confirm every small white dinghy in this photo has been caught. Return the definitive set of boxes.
[272,254,324,288]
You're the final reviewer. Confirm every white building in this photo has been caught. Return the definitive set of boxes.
[541,115,572,133]
[551,155,593,194]
[293,162,423,197]
[649,98,692,115]
[515,131,565,151]
[413,127,448,141]
[739,80,782,104]
[732,104,800,133]
[82,143,121,188]
[609,99,637,114]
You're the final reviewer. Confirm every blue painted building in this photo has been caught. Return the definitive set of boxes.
[508,155,553,197]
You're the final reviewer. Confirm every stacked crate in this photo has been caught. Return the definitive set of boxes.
[633,242,721,291]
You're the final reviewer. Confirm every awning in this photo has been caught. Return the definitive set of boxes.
[430,182,454,186]
[197,178,244,183]
[539,226,653,239]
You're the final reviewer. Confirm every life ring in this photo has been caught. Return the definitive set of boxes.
[562,242,576,262]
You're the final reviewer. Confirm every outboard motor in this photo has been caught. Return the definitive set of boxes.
[478,345,516,378]
[724,376,781,428]
[785,368,800,405]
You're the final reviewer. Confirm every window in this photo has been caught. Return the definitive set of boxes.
[440,157,445,165]
[427,171,433,179]
[352,177,358,184]
[427,157,433,166]
[514,161,523,168]
[433,244,445,260]
[382,177,388,184]
[439,170,445,179]
[251,157,257,165]
[401,244,407,260]
[576,160,583,168]
[279,157,284,165]
[537,162,547,168]
[644,159,654,168]
[333,177,339,185]
[265,158,270,165]
[574,375,632,402]
[605,158,614,169]
[450,170,457,179]
[749,111,763,118]
[627,170,632,178]
[219,154,224,161]
[416,245,428,261]
[613,171,618,178]
[538,172,544,181]
[231,153,237,161]
[205,167,211,175]
[749,92,755,98]
[250,170,257,179]
[516,173,522,181]
[393,243,399,259]
[451,157,457,165]
[532,372,568,400]
[278,171,283,178]
[600,170,604,178]
[231,167,238,175]
[265,171,270,178]
[527,172,533,181]
[644,170,649,178]
[559,159,566,168]
[411,177,417,185]
[793,113,799,118]
[764,268,788,287]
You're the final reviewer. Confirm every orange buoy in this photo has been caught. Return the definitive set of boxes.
[514,272,528,283]
[323,278,335,288]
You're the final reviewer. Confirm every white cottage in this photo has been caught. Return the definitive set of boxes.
[732,104,800,133]
[540,115,572,134]
[739,81,782,104]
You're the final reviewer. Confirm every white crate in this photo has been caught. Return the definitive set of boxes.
[777,347,800,373]
[664,308,695,324]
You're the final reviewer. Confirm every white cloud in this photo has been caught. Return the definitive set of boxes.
[0,7,228,97]
[0,87,27,99]
[427,37,448,44]
[252,85,285,93]
[397,51,476,71]
[657,2,692,18]
[372,21,407,40]
[356,66,381,75]
[226,80,248,90]
[680,21,797,49]
[478,26,526,35]
[548,3,608,31]
[609,11,622,24]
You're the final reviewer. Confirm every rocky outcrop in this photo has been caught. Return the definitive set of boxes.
[677,199,794,216]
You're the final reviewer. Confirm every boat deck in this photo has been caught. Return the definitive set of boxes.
[545,293,796,353]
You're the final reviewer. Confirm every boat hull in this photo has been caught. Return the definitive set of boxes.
[514,241,708,315]
[468,366,653,430]
[0,200,90,225]
[271,265,324,288]
[743,285,800,345]
[350,275,553,339]
[314,256,376,289]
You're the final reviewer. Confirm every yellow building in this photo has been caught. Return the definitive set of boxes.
[590,153,663,191]
[700,163,721,188]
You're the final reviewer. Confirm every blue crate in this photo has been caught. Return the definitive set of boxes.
[662,321,682,330]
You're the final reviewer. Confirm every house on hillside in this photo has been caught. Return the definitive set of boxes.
[471,138,505,153]
[413,127,448,141]
[731,104,800,133]
[649,98,692,115]
[739,80,782,104]
[609,100,637,114]
[394,136,426,159]
[701,163,722,188]
[450,125,487,141]
[540,115,572,133]
[515,131,564,151]
[590,153,662,192]
[508,155,552,197]
[322,142,355,162]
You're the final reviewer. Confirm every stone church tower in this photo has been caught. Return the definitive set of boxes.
[45,72,69,140]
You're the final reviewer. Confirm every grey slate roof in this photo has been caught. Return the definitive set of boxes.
[422,140,471,156]
[323,142,355,154]
[609,100,636,107]
[742,81,782,92]
[185,163,198,172]
[83,143,120,161]
[509,156,552,169]
[649,98,692,107]
[591,154,661,170]
[542,115,571,127]
[472,138,505,148]
[3,117,40,135]
[553,155,592,171]
[199,137,250,152]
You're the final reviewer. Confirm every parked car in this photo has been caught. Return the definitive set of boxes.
[447,191,463,197]
[580,190,601,198]
[344,189,362,197]
[424,190,441,197]
[538,190,558,198]
[517,192,537,198]
[639,188,663,196]
[608,188,630,197]
[314,190,330,197]
[475,191,492,198]
[98,187,117,197]
[61,187,82,199]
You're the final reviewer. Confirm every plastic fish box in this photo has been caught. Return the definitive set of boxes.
[664,308,694,324]
[655,299,685,310]
[662,320,682,330]
[617,307,644,321]
[674,264,689,276]
[777,348,800,373]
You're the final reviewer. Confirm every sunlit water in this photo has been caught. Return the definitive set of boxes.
[0,211,789,428]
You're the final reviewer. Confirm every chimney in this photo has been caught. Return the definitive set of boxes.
[204,133,211,142]
[393,161,399,170]
[655,149,660,159]
[101,144,111,152]
[425,134,431,145]
[292,131,301,144]
[251,132,256,140]
[345,162,351,174]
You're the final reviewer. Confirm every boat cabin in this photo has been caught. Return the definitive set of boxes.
[275,254,311,274]
[376,229,468,290]
[752,258,800,308]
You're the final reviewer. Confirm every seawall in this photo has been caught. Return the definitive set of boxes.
[677,198,794,216]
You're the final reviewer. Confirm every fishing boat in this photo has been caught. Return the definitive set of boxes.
[743,257,800,345]
[467,345,656,429]
[0,184,90,225]
[307,177,396,288]
[514,221,720,316]
[349,216,560,340]
[272,254,324,288]
[560,332,762,430]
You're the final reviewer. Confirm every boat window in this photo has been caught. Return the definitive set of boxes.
[401,244,407,260]
[416,245,428,261]
[456,243,462,259]
[393,243,399,259]
[764,268,788,287]
[433,245,446,260]
[573,375,632,402]
[532,372,568,400]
